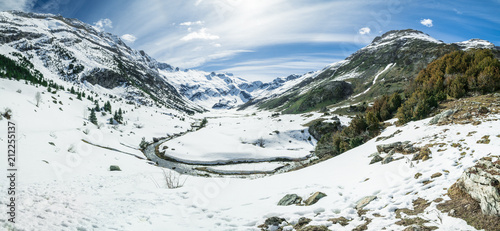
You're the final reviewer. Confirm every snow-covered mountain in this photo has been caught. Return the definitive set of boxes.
[0,11,204,113]
[160,69,308,109]
[246,29,499,113]
[0,10,315,111]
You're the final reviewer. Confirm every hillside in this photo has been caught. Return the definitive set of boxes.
[245,29,499,114]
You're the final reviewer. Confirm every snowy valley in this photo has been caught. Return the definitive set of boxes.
[1,10,500,231]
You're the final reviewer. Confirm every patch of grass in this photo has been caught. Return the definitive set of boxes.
[301,118,327,127]
[352,218,372,231]
[477,135,491,144]
[431,172,443,178]
[395,217,429,226]
[467,131,477,137]
[328,217,351,226]
[297,225,329,231]
[396,198,431,219]
[422,180,433,185]
[414,173,422,179]
[437,183,500,231]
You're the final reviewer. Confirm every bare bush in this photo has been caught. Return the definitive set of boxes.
[162,169,186,189]
[255,137,265,148]
[67,144,76,153]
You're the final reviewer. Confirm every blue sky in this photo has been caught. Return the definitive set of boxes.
[1,0,500,81]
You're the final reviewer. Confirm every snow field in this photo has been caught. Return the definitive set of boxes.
[158,111,320,163]
[1,77,498,230]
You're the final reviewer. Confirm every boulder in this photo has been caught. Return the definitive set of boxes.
[109,165,121,171]
[429,109,456,125]
[355,196,377,210]
[369,155,383,164]
[455,157,500,216]
[278,194,302,206]
[264,216,286,227]
[376,142,402,153]
[304,192,327,206]
[381,155,394,164]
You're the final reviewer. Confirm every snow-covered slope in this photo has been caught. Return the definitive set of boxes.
[1,74,499,230]
[0,11,202,113]
[454,38,496,50]
[249,29,499,113]
[160,68,311,109]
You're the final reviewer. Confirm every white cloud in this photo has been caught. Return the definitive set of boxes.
[180,21,204,26]
[420,18,433,27]
[93,18,113,31]
[359,27,371,35]
[115,0,383,75]
[0,0,35,11]
[121,34,137,43]
[181,28,219,41]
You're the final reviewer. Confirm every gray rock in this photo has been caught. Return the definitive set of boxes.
[109,165,121,171]
[429,109,456,125]
[381,155,394,164]
[304,192,327,206]
[376,142,402,153]
[355,196,377,210]
[264,216,286,227]
[368,152,380,158]
[277,194,302,206]
[370,155,383,164]
[455,158,500,216]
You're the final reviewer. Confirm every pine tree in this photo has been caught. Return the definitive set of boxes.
[77,92,82,100]
[114,108,123,123]
[89,109,97,125]
[95,101,100,112]
[70,86,75,94]
[104,101,112,113]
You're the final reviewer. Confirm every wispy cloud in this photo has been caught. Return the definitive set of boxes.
[180,21,203,26]
[420,18,433,27]
[217,56,343,81]
[125,0,375,70]
[359,27,371,35]
[93,18,113,31]
[121,34,137,43]
[0,0,35,11]
[181,28,219,41]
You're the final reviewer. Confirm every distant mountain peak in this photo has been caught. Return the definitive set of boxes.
[454,38,495,50]
[367,29,443,50]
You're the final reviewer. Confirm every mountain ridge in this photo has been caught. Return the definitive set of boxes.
[243,29,499,113]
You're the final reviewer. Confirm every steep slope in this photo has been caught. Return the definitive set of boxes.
[248,29,498,114]
[0,11,202,113]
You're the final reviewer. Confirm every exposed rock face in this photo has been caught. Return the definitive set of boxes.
[304,192,327,206]
[355,196,377,210]
[455,157,500,216]
[376,142,402,153]
[277,194,302,206]
[428,109,456,125]
[381,155,394,164]
[370,155,383,164]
